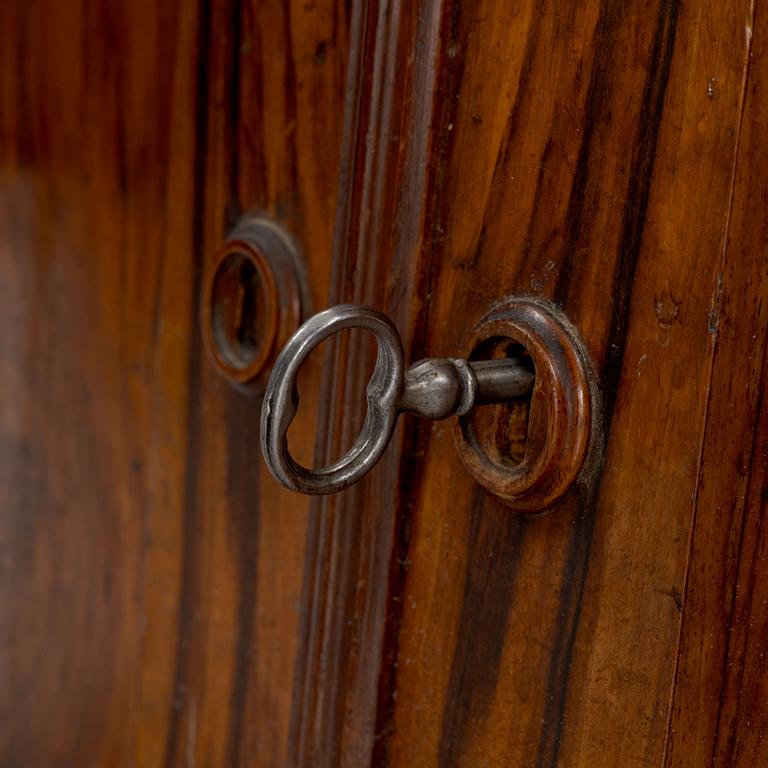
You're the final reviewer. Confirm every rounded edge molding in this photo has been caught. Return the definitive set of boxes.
[452,296,601,514]
[202,214,310,391]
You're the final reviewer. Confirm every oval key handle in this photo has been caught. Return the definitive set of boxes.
[260,304,535,495]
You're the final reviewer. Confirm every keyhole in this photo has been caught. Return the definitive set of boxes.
[468,337,536,467]
[235,260,259,350]
[202,215,306,388]
[208,250,273,372]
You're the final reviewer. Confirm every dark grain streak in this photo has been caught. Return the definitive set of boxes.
[282,2,300,211]
[553,1,621,303]
[224,395,262,766]
[472,6,545,278]
[438,488,527,767]
[162,1,212,764]
[536,3,681,765]
[226,0,243,229]
[591,0,681,393]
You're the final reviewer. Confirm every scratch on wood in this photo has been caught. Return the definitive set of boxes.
[708,271,724,334]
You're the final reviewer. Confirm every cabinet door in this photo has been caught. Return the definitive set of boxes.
[0,2,348,765]
[1,1,767,768]
[291,2,768,767]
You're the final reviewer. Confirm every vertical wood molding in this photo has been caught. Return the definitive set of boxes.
[287,2,448,765]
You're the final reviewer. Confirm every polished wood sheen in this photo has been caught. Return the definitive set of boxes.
[1,0,767,767]
[0,1,348,766]
[453,296,598,512]
[300,1,768,767]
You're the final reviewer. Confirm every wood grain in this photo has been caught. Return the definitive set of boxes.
[383,0,762,763]
[297,0,768,766]
[0,1,348,766]
[286,2,453,765]
[664,4,768,764]
[1,0,766,765]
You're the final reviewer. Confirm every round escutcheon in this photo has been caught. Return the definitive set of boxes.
[452,296,600,514]
[202,214,309,390]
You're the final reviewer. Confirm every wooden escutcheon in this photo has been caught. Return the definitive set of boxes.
[452,296,600,514]
[202,214,309,391]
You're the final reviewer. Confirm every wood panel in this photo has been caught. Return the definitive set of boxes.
[0,4,203,763]
[0,1,348,766]
[385,0,763,764]
[2,0,765,765]
[301,0,768,766]
[287,2,450,764]
[664,5,768,764]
